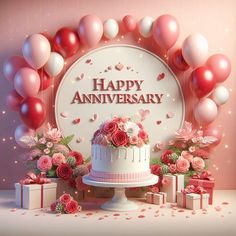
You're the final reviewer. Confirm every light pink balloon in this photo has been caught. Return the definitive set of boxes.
[206,54,231,83]
[152,14,179,50]
[14,124,35,148]
[78,15,103,47]
[3,56,28,82]
[22,34,51,69]
[204,126,222,145]
[122,15,137,32]
[6,90,24,112]
[14,67,40,98]
[194,98,218,125]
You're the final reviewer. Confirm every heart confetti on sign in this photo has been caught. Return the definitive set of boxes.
[115,63,124,71]
[157,72,165,81]
[89,113,98,122]
[60,112,69,118]
[138,109,150,121]
[73,118,81,124]
[166,111,174,118]
[156,120,162,125]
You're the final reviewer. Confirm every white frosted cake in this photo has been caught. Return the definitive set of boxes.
[89,116,152,183]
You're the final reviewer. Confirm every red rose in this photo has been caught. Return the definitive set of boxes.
[59,193,72,205]
[65,200,80,214]
[150,164,162,176]
[56,163,73,180]
[68,151,84,166]
[50,202,57,212]
[68,178,76,188]
[102,121,118,134]
[161,150,174,164]
[138,129,148,142]
[92,129,101,142]
[111,130,128,147]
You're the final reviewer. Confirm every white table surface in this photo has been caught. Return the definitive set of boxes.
[0,190,235,236]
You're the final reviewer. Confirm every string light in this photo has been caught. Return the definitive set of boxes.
[9,137,13,140]
[228,110,232,115]
[2,138,6,142]
[14,161,18,164]
[2,110,6,115]
[2,178,6,182]
[224,144,229,149]
[13,146,17,150]
[121,35,124,39]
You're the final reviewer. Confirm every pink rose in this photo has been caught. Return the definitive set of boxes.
[138,129,148,142]
[39,137,46,144]
[191,157,205,171]
[59,193,72,205]
[176,157,190,173]
[181,151,193,162]
[136,137,144,147]
[52,153,66,166]
[129,136,139,145]
[65,200,81,214]
[161,150,174,164]
[37,155,52,171]
[46,142,53,148]
[111,130,128,147]
[169,164,177,174]
[102,121,118,134]
[43,148,50,154]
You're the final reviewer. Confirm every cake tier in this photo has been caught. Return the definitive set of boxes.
[90,144,151,182]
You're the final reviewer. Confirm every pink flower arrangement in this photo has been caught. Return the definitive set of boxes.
[50,193,81,214]
[92,116,149,147]
[191,157,205,171]
[52,153,66,166]
[44,123,62,143]
[176,157,190,173]
[37,155,52,172]
[181,151,193,162]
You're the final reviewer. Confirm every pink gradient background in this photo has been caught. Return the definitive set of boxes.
[0,0,235,189]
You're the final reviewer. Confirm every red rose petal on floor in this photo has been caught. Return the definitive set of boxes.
[56,214,61,217]
[222,202,229,205]
[86,212,93,216]
[186,216,190,218]
[113,213,120,216]
[178,209,185,212]
[98,217,104,220]
[85,59,92,64]
[126,217,132,220]
[141,209,146,212]
[192,210,196,215]
[215,206,222,211]
[160,205,165,208]
[34,214,40,216]
[138,215,145,218]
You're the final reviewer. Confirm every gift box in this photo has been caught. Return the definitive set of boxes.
[188,171,215,205]
[160,174,185,202]
[177,191,209,210]
[15,182,57,209]
[146,192,167,205]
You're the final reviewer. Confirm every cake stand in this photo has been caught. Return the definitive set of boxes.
[83,174,158,211]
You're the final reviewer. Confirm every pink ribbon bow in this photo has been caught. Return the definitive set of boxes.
[181,185,207,194]
[20,172,51,185]
[192,170,214,181]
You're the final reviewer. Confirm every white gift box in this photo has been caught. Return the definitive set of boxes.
[177,191,209,210]
[15,183,57,209]
[160,174,185,203]
[146,191,167,205]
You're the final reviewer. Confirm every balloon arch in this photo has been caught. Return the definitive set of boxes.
[3,14,230,146]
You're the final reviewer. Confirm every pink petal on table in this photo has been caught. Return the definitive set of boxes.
[76,73,85,81]
[90,114,98,122]
[10,208,17,212]
[126,217,132,220]
[155,214,159,217]
[104,70,108,72]
[202,211,207,214]
[104,215,109,217]
[138,215,145,218]
[85,59,92,64]
[34,214,40,216]
[186,215,190,218]
[160,205,166,208]
[178,209,185,212]
[140,209,146,212]
[202,208,208,212]
[166,111,174,119]
[74,215,79,217]
[113,213,120,216]
[138,109,150,121]
[60,112,69,118]
[148,207,152,210]
[76,137,85,143]
[222,201,229,205]
[56,214,61,217]
[127,66,131,70]
[108,66,112,70]
[192,210,197,215]
[156,210,160,213]
[157,72,165,81]
[156,120,162,125]
[170,203,177,207]
[115,63,124,71]
[73,118,81,124]
[215,206,222,211]
[86,212,93,216]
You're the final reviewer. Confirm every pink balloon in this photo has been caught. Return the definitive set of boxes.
[3,56,28,82]
[194,98,218,125]
[152,14,179,50]
[22,34,51,69]
[6,90,24,112]
[78,15,103,47]
[14,67,40,98]
[204,126,222,146]
[206,54,231,83]
[122,15,137,32]
[14,124,35,148]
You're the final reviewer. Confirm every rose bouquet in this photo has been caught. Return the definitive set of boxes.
[92,115,149,147]
[150,121,218,189]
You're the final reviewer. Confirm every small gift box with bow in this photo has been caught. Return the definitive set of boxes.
[188,170,215,205]
[146,192,167,205]
[15,172,57,209]
[160,174,185,202]
[177,185,209,210]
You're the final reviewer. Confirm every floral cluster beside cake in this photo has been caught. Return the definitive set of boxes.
[89,115,153,183]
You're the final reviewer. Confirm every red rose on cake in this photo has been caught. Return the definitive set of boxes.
[102,121,118,134]
[111,130,128,147]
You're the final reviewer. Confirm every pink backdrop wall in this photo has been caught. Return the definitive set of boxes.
[0,0,235,189]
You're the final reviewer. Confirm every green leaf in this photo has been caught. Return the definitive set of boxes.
[47,169,56,177]
[59,135,74,146]
[150,157,162,165]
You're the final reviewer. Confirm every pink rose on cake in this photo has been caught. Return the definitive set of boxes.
[138,129,148,142]
[176,157,190,173]
[37,155,52,171]
[124,121,140,137]
[102,121,118,134]
[129,136,139,145]
[191,157,205,171]
[111,130,128,147]
[52,153,66,166]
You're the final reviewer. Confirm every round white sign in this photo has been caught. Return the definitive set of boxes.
[55,45,184,158]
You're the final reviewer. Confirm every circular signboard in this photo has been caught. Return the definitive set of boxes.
[55,44,185,158]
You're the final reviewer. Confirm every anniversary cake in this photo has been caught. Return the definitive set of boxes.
[89,115,152,183]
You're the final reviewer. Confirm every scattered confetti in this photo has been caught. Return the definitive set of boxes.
[115,63,124,71]
[73,118,81,124]
[178,209,185,212]
[86,212,93,216]
[127,66,131,70]
[140,209,146,212]
[138,109,150,121]
[113,213,120,216]
[166,111,174,119]
[60,112,69,118]
[90,114,98,122]
[222,202,229,205]
[157,72,165,81]
[85,59,92,64]
[138,215,145,218]
[156,120,162,125]
[215,206,222,211]
[107,66,112,70]
[76,73,85,81]
[76,137,85,143]
[126,217,132,220]
[192,210,196,215]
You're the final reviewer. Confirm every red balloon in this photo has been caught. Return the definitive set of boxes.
[172,49,189,71]
[20,97,46,130]
[53,27,80,58]
[38,68,52,91]
[190,66,216,98]
[6,90,23,112]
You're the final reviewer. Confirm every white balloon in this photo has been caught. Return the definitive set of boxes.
[14,124,35,148]
[103,19,119,39]
[44,52,64,77]
[212,85,229,105]
[182,34,208,68]
[138,16,154,38]
[194,98,218,125]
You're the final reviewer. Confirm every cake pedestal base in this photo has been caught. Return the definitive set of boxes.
[83,174,158,212]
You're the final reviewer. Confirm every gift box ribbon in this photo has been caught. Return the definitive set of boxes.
[192,170,214,181]
[19,172,51,208]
